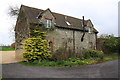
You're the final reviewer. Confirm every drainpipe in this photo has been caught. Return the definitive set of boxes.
[81,16,86,42]
[73,30,75,55]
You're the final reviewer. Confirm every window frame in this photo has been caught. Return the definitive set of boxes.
[47,40,54,52]
[46,19,52,28]
[89,42,93,49]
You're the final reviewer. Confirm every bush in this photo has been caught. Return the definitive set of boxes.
[104,37,120,53]
[83,50,104,59]
[68,58,84,65]
[23,37,51,63]
[103,57,113,61]
[69,58,80,62]
[22,23,51,63]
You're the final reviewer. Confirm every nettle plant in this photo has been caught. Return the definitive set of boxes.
[22,22,51,63]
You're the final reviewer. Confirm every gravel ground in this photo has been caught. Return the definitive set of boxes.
[0,51,20,64]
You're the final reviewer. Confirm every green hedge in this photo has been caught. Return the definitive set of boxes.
[83,50,104,59]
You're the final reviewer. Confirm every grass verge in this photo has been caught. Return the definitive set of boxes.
[0,48,15,51]
[19,53,120,67]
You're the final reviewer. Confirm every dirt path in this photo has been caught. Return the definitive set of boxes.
[0,51,21,64]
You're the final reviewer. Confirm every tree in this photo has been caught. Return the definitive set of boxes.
[104,36,120,53]
[22,22,51,63]
[8,6,20,42]
[8,6,19,17]
[99,34,114,39]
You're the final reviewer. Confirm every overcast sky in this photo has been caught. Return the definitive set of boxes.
[0,0,119,45]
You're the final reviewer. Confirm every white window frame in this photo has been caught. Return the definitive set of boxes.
[88,28,91,33]
[88,27,93,33]
[46,19,52,28]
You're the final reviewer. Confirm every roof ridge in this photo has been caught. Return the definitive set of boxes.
[52,12,83,21]
[21,5,88,21]
[21,4,44,11]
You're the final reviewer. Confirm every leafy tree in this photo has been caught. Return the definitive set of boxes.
[23,22,51,63]
[104,36,120,53]
[99,34,114,39]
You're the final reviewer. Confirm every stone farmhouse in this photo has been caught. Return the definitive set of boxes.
[15,5,98,60]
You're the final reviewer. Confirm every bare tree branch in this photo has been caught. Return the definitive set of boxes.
[8,5,20,43]
[8,6,19,17]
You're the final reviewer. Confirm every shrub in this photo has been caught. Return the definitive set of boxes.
[68,58,80,62]
[22,23,51,63]
[83,50,104,59]
[23,37,51,63]
[104,37,120,53]
[68,58,84,65]
[103,57,113,61]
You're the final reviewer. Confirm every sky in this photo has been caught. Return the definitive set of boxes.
[0,0,119,45]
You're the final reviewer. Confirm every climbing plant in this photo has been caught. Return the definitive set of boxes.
[22,22,51,63]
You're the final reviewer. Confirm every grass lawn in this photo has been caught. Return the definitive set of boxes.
[0,47,15,51]
[19,53,120,67]
[103,53,120,61]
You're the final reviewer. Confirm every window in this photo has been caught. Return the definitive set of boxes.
[46,19,52,28]
[88,28,91,33]
[47,40,54,52]
[49,42,53,52]
[88,27,93,33]
[89,42,93,48]
[65,21,71,26]
[81,21,83,27]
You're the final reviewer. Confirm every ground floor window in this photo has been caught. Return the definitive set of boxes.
[89,42,93,49]
[89,42,95,49]
[47,40,54,52]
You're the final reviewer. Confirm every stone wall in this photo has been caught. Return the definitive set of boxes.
[15,7,97,60]
[46,28,97,60]
[15,8,30,60]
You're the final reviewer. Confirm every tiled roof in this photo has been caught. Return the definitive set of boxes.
[21,5,98,33]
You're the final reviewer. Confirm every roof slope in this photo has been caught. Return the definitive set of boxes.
[21,5,98,33]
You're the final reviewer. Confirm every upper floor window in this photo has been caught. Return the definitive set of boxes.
[88,27,93,33]
[65,21,71,26]
[46,19,52,28]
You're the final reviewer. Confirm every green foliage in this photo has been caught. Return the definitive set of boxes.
[68,58,84,65]
[0,46,15,51]
[104,37,120,53]
[68,58,80,62]
[20,54,120,67]
[0,76,2,80]
[23,38,51,62]
[23,22,51,63]
[83,50,104,59]
[103,57,113,61]
[20,59,84,67]
[99,34,114,39]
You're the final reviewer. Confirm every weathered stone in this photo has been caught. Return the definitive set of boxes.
[15,5,98,60]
